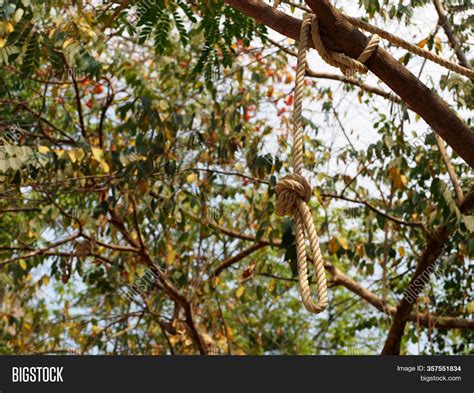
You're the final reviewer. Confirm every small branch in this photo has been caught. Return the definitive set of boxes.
[434,133,464,205]
[320,192,423,228]
[97,77,115,149]
[433,0,470,68]
[104,0,133,29]
[213,242,267,276]
[0,233,81,266]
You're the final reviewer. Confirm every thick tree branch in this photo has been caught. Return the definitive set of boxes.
[381,190,474,354]
[224,0,474,167]
[330,265,473,329]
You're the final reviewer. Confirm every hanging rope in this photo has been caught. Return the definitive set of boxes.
[343,15,474,80]
[275,14,328,314]
[275,14,380,313]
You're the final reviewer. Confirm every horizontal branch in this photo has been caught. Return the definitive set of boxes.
[0,233,80,266]
[320,192,423,228]
[202,219,472,330]
[213,242,267,276]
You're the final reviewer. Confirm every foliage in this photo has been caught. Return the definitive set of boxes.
[0,0,472,355]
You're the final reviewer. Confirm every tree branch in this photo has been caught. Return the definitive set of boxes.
[202,219,473,330]
[434,134,464,204]
[213,242,267,277]
[433,0,470,68]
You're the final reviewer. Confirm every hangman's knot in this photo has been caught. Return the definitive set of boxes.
[275,174,312,216]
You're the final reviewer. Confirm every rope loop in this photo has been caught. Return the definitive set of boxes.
[310,15,380,77]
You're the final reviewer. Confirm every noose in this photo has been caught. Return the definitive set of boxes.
[275,15,328,314]
[275,14,379,313]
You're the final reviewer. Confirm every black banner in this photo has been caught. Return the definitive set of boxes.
[0,355,472,393]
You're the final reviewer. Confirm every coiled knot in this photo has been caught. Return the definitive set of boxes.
[275,174,312,217]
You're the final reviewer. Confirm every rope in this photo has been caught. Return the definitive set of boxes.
[275,14,329,314]
[343,15,474,80]
[310,15,380,76]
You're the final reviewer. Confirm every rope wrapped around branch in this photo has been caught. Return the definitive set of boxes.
[310,15,380,76]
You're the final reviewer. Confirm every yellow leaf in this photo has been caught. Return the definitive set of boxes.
[75,148,85,162]
[388,166,406,190]
[42,275,50,286]
[186,173,197,184]
[38,146,50,154]
[13,9,24,23]
[0,38,6,48]
[5,22,14,33]
[267,278,276,293]
[19,259,27,270]
[337,236,349,250]
[91,147,103,162]
[166,249,176,266]
[68,150,77,163]
[398,246,405,257]
[99,159,110,173]
[357,243,365,257]
[91,325,102,334]
[236,286,245,298]
[467,301,474,314]
[212,276,220,288]
[163,126,173,141]
[62,38,74,49]
[329,237,340,254]
[434,37,442,53]
[54,149,65,158]
[417,37,429,48]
